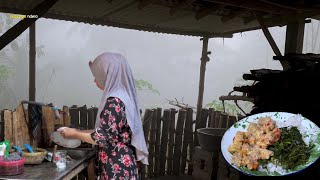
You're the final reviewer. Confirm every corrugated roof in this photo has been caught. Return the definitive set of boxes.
[0,0,319,37]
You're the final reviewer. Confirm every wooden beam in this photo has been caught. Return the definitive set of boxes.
[195,36,210,133]
[169,0,186,16]
[0,0,59,50]
[225,10,318,35]
[204,0,297,14]
[284,18,305,69]
[221,8,248,23]
[285,19,305,55]
[138,0,154,10]
[195,4,225,20]
[29,23,36,101]
[102,1,137,18]
[254,11,282,56]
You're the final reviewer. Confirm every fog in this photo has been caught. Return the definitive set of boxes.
[0,13,319,115]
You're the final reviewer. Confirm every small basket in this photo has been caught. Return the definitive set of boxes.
[22,148,47,165]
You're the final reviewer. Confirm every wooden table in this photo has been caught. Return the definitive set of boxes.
[0,149,95,180]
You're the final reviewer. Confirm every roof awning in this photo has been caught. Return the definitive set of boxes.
[1,0,320,37]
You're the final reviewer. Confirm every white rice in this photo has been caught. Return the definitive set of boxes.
[257,114,319,175]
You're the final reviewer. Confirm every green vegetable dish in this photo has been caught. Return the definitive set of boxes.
[260,127,314,170]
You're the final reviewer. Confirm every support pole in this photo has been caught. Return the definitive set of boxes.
[0,0,59,50]
[195,36,210,146]
[29,23,36,101]
[285,19,305,54]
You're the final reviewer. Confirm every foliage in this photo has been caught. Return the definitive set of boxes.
[134,79,160,95]
[205,100,239,116]
[0,65,11,80]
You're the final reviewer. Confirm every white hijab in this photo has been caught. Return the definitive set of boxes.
[89,52,148,165]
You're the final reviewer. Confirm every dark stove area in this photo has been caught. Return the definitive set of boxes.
[234,53,320,179]
[234,53,320,126]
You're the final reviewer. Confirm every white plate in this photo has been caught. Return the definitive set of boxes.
[50,131,81,148]
[221,112,320,176]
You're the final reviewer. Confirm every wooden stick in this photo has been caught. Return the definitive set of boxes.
[0,0,59,50]
[254,11,282,56]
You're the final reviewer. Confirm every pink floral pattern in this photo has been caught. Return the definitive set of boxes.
[91,97,139,180]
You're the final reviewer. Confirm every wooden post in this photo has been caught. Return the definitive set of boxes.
[219,112,229,128]
[167,108,176,175]
[284,18,305,69]
[214,111,221,128]
[87,108,95,130]
[93,107,98,121]
[208,108,216,127]
[194,108,209,146]
[148,109,157,178]
[0,110,5,141]
[42,106,55,148]
[79,105,88,130]
[141,109,154,180]
[159,110,170,176]
[180,108,192,174]
[29,23,36,101]
[227,115,237,128]
[154,108,162,177]
[70,105,79,128]
[62,106,70,127]
[3,110,13,144]
[173,109,186,175]
[195,36,210,142]
[0,0,60,50]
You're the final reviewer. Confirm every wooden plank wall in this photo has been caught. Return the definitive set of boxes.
[1,104,98,148]
[0,104,243,179]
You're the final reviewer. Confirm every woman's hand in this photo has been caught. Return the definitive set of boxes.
[59,127,79,139]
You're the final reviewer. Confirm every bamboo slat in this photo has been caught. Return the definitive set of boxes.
[79,105,88,130]
[219,112,229,128]
[159,110,170,176]
[3,110,13,145]
[63,106,70,127]
[70,105,79,128]
[154,108,162,177]
[173,109,186,175]
[87,108,95,130]
[181,108,193,174]
[148,109,157,178]
[166,108,176,175]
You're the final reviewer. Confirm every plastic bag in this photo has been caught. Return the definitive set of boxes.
[0,140,10,157]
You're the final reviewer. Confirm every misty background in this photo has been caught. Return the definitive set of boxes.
[0,13,319,115]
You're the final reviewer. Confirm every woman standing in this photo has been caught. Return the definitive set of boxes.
[60,52,148,180]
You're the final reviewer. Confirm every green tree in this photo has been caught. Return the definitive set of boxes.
[134,79,160,95]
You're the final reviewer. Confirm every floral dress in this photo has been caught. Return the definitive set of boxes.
[91,97,139,180]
